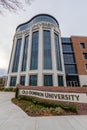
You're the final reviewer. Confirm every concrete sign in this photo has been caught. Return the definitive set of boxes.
[19,89,87,103]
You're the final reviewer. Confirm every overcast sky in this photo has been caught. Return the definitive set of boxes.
[0,0,87,76]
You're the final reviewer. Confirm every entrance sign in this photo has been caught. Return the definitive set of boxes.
[19,89,87,103]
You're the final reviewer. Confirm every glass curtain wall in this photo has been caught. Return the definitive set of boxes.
[30,31,38,70]
[54,33,62,70]
[21,36,29,71]
[43,30,52,69]
[12,38,22,72]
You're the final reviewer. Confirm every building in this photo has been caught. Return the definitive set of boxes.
[6,14,87,87]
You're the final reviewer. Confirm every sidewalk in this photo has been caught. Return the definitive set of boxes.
[0,92,87,130]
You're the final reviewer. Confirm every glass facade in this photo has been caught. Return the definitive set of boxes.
[54,33,62,70]
[21,36,29,71]
[44,75,53,86]
[65,64,77,74]
[10,77,17,86]
[30,31,38,70]
[62,44,73,52]
[58,75,64,86]
[43,30,52,69]
[17,15,59,32]
[20,76,25,85]
[63,54,75,64]
[29,75,37,86]
[12,38,22,72]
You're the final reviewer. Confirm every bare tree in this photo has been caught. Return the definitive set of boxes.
[0,0,34,13]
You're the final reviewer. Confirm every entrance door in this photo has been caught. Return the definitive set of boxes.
[67,81,78,87]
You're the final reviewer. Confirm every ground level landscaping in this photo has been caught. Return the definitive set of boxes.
[12,95,77,116]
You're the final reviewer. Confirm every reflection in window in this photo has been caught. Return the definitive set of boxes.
[43,30,52,69]
[54,33,62,70]
[58,75,64,86]
[21,36,29,71]
[20,76,25,85]
[10,77,17,86]
[12,38,22,72]
[30,31,38,70]
[44,75,53,86]
[29,75,37,86]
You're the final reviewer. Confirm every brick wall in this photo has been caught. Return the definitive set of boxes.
[71,36,87,75]
[17,84,87,93]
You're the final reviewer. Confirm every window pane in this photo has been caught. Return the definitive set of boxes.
[54,33,62,70]
[62,44,73,52]
[83,53,87,59]
[61,38,71,43]
[30,31,38,70]
[43,30,52,69]
[65,64,77,74]
[21,36,29,71]
[12,38,22,72]
[20,76,25,85]
[80,42,85,49]
[85,64,87,70]
[29,75,37,86]
[10,77,17,86]
[58,76,64,86]
[44,75,53,86]
[63,54,75,64]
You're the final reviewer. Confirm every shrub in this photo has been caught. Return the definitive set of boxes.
[4,87,16,92]
[18,95,77,113]
[82,85,87,87]
[0,87,4,91]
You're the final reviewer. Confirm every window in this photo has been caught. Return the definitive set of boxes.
[62,44,73,52]
[17,15,59,32]
[29,75,37,86]
[20,76,25,85]
[58,76,64,86]
[61,38,71,43]
[54,33,62,70]
[85,64,87,70]
[80,42,85,49]
[12,38,22,72]
[44,75,53,86]
[65,64,77,74]
[83,53,87,59]
[63,54,75,64]
[30,31,38,70]
[21,36,29,71]
[43,30,52,69]
[10,77,17,86]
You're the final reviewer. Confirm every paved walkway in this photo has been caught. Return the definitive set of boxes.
[0,92,87,130]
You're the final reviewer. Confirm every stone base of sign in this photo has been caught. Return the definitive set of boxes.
[17,84,87,115]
